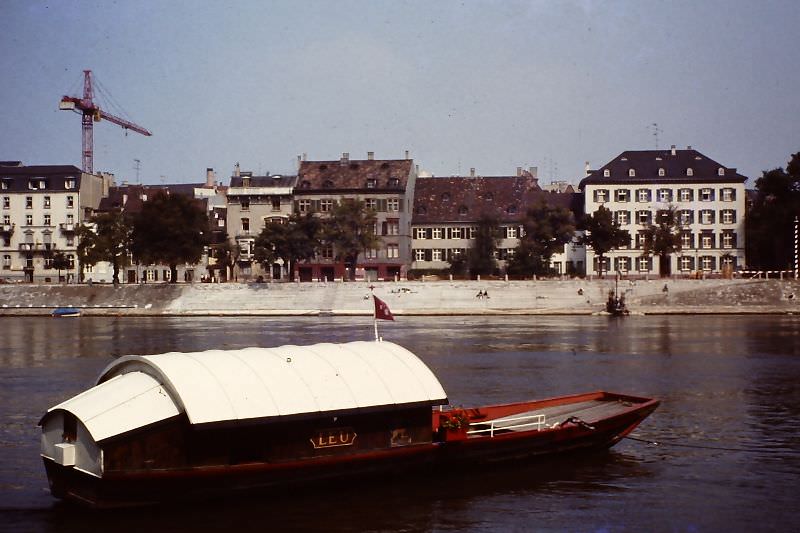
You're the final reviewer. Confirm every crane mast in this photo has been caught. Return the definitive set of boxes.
[59,70,152,174]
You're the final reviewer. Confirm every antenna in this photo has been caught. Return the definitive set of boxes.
[650,123,663,149]
[133,159,141,184]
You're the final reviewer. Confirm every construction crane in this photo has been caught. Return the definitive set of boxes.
[59,70,152,174]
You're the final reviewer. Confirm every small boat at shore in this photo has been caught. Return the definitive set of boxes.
[51,307,81,317]
[39,341,659,507]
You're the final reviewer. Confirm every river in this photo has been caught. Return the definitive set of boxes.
[1,315,799,532]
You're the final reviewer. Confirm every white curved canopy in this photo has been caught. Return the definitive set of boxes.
[97,341,448,426]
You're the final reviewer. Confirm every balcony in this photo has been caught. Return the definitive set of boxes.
[60,223,76,232]
[1,223,13,234]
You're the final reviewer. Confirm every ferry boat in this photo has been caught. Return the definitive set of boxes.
[39,341,659,507]
[51,307,81,317]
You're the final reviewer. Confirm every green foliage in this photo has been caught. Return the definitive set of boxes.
[747,152,800,270]
[507,202,576,277]
[468,214,499,277]
[579,205,630,276]
[254,213,321,281]
[131,192,209,283]
[210,237,238,282]
[321,199,378,280]
[642,207,682,276]
[75,210,133,284]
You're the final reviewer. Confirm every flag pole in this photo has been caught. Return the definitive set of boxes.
[370,285,379,342]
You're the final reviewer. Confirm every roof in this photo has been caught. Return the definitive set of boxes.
[579,148,748,188]
[412,175,578,224]
[89,341,447,431]
[0,165,84,192]
[297,158,413,192]
[98,184,209,213]
[230,175,298,188]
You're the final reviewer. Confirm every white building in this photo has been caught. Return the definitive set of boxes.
[579,146,748,277]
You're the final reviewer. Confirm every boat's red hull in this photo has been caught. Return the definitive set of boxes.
[43,391,659,507]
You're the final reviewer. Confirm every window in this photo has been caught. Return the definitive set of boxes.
[721,255,735,270]
[616,211,629,225]
[2,197,8,209]
[272,197,281,211]
[67,254,75,269]
[657,189,672,202]
[241,218,250,232]
[414,228,427,239]
[388,178,400,187]
[26,214,32,226]
[603,169,610,177]
[66,196,74,208]
[721,210,736,224]
[680,232,693,248]
[451,248,465,259]
[298,199,311,213]
[628,169,635,177]
[637,189,651,202]
[469,227,477,239]
[658,168,665,177]
[387,198,399,212]
[26,196,32,209]
[66,214,74,225]
[700,256,715,271]
[240,199,249,211]
[679,256,693,272]
[0,181,7,190]
[320,199,333,212]
[66,236,74,246]
[594,189,609,203]
[366,179,377,188]
[441,192,451,202]
[721,188,735,201]
[2,214,9,225]
[385,220,400,236]
[679,189,693,202]
[65,179,75,189]
[635,231,648,249]
[718,168,725,176]
[365,248,378,259]
[614,257,631,272]
[2,255,10,269]
[44,257,54,269]
[722,231,736,249]
[432,249,443,261]
[387,244,399,259]
[679,210,693,225]
[414,249,426,261]
[506,226,518,238]
[432,228,443,239]
[44,196,51,209]
[700,188,713,201]
[506,205,517,215]
[449,227,462,239]
[701,232,714,249]
[44,214,51,226]
[700,210,714,224]
[637,256,652,272]
[615,189,629,202]
[687,168,694,176]
[321,246,333,259]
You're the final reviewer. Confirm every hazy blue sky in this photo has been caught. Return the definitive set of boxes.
[1,0,798,185]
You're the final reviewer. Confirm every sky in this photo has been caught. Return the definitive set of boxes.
[1,0,798,186]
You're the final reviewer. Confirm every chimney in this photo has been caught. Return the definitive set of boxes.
[340,152,349,165]
[405,150,410,160]
[206,168,215,188]
[687,145,692,150]
[529,166,538,179]
[470,167,476,177]
[367,151,374,160]
[585,161,591,176]
[415,164,419,175]
[516,166,522,177]
[234,162,240,177]
[302,152,307,161]
[297,155,302,167]
[671,145,676,156]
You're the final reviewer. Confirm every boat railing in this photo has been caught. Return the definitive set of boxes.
[467,413,546,437]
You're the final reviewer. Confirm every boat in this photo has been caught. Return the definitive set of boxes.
[39,341,659,507]
[51,307,81,317]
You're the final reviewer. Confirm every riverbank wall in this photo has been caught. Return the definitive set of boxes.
[1,278,799,316]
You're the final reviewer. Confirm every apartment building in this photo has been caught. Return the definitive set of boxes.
[226,164,297,280]
[294,152,416,281]
[411,169,584,275]
[1,162,109,282]
[579,146,748,276]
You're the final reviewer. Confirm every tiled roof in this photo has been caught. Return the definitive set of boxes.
[229,175,297,188]
[412,176,578,224]
[98,184,208,214]
[579,148,747,188]
[0,165,83,192]
[297,158,413,191]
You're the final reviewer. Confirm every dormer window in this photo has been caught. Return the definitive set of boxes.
[441,192,451,202]
[366,179,377,188]
[388,178,399,187]
[458,205,468,215]
[29,179,46,190]
[628,169,635,177]
[65,178,75,190]
[506,205,517,215]
[323,180,334,188]
[300,180,311,188]
[416,205,427,215]
[485,192,494,201]
[687,168,694,177]
[658,168,665,177]
[242,177,250,187]
[603,169,610,177]
[319,164,328,171]
[718,167,725,176]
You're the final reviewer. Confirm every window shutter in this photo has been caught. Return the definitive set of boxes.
[426,228,432,239]
[425,249,432,262]
[593,190,598,202]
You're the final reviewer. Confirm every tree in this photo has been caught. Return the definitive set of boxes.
[75,211,133,284]
[51,251,71,282]
[507,202,576,277]
[746,152,800,270]
[322,199,378,281]
[642,207,682,277]
[579,205,631,277]
[211,237,239,282]
[131,192,209,283]
[254,213,321,281]
[468,214,500,277]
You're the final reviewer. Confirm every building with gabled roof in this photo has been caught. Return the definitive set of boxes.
[579,145,748,276]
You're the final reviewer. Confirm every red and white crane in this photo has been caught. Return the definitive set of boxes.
[59,70,152,174]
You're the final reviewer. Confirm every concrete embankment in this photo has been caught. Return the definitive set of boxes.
[1,278,799,316]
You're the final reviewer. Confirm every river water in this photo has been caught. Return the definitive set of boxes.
[1,315,799,532]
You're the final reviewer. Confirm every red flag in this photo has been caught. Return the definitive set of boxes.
[373,295,394,321]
